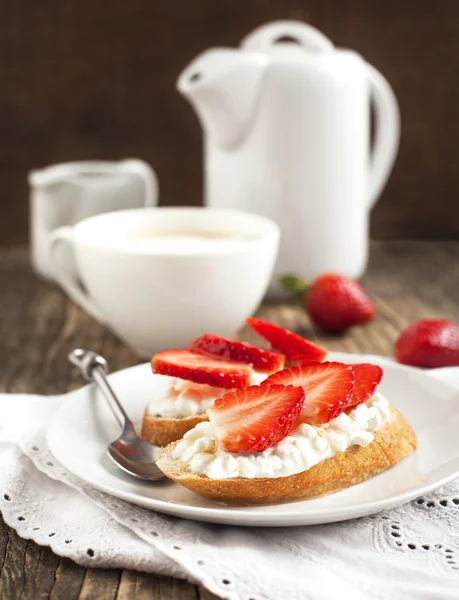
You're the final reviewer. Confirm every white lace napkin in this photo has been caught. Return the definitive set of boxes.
[1,368,459,600]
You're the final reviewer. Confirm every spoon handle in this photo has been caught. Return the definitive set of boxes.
[68,349,131,428]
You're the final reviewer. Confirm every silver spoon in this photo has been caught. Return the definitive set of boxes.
[69,349,164,481]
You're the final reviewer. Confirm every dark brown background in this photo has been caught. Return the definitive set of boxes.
[1,0,458,246]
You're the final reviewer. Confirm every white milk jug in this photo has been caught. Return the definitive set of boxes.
[177,20,400,292]
[29,159,158,281]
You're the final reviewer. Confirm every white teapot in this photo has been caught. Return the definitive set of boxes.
[177,20,400,292]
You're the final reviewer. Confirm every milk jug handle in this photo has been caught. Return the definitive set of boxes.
[241,20,334,53]
[366,64,401,209]
[118,159,159,207]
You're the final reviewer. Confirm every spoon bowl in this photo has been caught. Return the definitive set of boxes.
[107,425,162,480]
[69,349,165,481]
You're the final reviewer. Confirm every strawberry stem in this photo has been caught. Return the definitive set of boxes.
[279,274,309,301]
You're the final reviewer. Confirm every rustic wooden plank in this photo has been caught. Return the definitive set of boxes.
[116,571,143,600]
[49,558,86,600]
[21,542,60,600]
[0,527,29,598]
[78,569,121,600]
[117,570,199,599]
[0,515,8,574]
[154,577,199,600]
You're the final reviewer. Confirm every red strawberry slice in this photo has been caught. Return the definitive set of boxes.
[262,362,354,425]
[208,384,305,453]
[191,333,285,373]
[246,317,326,363]
[151,349,251,389]
[346,363,383,410]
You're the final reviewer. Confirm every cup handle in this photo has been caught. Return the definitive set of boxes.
[366,63,401,210]
[48,226,106,323]
[119,159,159,207]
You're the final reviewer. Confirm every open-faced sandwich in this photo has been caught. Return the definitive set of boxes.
[142,318,417,504]
[147,318,417,504]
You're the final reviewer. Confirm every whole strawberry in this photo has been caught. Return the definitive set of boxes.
[281,273,375,333]
[395,319,459,368]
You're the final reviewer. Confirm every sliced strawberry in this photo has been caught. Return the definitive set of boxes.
[208,384,304,453]
[262,362,354,425]
[346,363,383,410]
[246,317,326,363]
[151,349,251,389]
[191,333,285,373]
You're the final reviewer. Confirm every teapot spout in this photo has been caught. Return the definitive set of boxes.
[177,48,268,149]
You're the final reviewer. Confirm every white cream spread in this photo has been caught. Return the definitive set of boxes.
[172,393,391,479]
[148,371,268,418]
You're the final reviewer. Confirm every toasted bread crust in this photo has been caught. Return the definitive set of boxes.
[156,406,417,504]
[140,409,208,447]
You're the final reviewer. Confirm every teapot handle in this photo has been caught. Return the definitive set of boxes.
[118,159,159,207]
[366,64,401,209]
[241,20,334,53]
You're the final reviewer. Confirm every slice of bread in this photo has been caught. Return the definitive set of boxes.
[156,406,417,504]
[141,409,208,447]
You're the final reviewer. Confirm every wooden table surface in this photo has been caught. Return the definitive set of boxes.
[1,241,459,599]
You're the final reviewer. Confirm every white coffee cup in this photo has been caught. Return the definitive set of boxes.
[48,207,280,357]
[29,159,158,281]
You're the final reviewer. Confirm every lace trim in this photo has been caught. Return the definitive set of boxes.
[371,482,459,576]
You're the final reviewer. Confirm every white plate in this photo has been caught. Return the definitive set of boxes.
[46,353,459,527]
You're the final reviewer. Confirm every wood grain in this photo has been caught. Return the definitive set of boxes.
[1,1,459,245]
[0,528,31,599]
[1,241,459,599]
[49,559,86,599]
